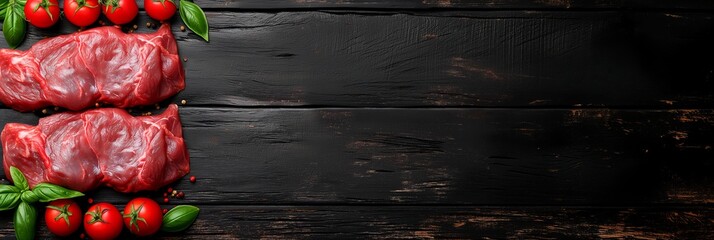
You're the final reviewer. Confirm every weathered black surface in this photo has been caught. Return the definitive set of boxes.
[0,1,713,239]
[4,11,714,108]
[141,0,714,10]
[1,107,713,206]
[1,206,713,239]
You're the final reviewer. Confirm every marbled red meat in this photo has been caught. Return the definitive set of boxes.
[1,104,189,193]
[0,24,184,112]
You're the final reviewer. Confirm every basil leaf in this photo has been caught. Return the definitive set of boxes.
[179,0,209,42]
[20,191,37,203]
[161,205,200,232]
[0,185,21,211]
[14,201,36,240]
[0,0,8,19]
[9,167,28,191]
[3,1,26,49]
[0,192,20,211]
[31,183,84,202]
[0,185,20,193]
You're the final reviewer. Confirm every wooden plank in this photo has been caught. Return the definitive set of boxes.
[1,107,712,205]
[0,205,712,239]
[3,11,713,108]
[154,0,620,9]
[133,0,714,10]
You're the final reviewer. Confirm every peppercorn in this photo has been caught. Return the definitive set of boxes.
[163,197,169,203]
[190,176,196,183]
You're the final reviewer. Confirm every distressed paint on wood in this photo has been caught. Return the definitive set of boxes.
[127,0,714,10]
[0,2,713,239]
[2,12,714,108]
[0,206,712,239]
[0,107,711,205]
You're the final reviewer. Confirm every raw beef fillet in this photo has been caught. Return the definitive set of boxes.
[0,24,184,112]
[2,104,189,193]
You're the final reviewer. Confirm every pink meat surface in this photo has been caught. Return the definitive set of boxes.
[0,24,184,112]
[2,104,189,193]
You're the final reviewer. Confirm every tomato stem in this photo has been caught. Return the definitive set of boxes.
[73,0,98,15]
[123,203,148,232]
[85,206,109,224]
[47,204,73,227]
[32,0,57,22]
[153,0,174,8]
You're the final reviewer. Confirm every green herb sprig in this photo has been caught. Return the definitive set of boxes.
[0,166,84,240]
[179,0,208,42]
[1,0,26,48]
[161,205,200,232]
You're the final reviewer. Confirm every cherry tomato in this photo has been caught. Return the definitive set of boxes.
[45,199,82,237]
[144,0,176,21]
[24,0,60,28]
[123,197,162,236]
[64,0,101,27]
[102,0,138,25]
[84,203,123,240]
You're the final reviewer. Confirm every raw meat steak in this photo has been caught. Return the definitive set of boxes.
[0,24,184,112]
[2,104,189,193]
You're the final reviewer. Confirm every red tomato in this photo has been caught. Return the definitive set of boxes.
[144,0,176,21]
[84,203,123,240]
[123,197,162,236]
[24,0,60,28]
[45,199,82,237]
[102,0,138,25]
[64,0,101,27]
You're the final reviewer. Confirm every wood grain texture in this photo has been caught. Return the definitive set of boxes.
[2,11,714,108]
[0,107,711,205]
[131,0,714,10]
[148,0,611,9]
[0,206,712,239]
[1,4,713,239]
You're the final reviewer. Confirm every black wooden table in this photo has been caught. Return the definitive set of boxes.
[1,0,714,238]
